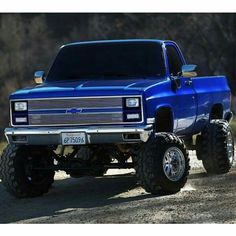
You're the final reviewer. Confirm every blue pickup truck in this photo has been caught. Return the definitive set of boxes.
[0,39,234,198]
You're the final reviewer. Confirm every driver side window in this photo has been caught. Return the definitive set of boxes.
[166,45,183,76]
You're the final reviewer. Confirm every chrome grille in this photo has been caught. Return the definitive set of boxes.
[29,113,123,125]
[27,97,124,126]
[28,97,122,110]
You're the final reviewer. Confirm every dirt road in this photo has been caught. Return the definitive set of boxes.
[0,151,236,223]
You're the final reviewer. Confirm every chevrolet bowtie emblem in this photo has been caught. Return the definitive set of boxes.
[66,108,82,114]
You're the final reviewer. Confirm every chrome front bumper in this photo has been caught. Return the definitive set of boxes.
[5,125,153,145]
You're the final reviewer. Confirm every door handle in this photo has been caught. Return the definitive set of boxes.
[185,80,192,86]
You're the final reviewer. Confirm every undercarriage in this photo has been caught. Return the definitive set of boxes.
[49,144,136,177]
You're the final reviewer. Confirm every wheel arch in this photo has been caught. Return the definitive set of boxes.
[210,103,223,120]
[154,105,174,133]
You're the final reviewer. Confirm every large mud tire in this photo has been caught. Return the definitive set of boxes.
[196,119,234,174]
[0,144,55,198]
[134,133,190,194]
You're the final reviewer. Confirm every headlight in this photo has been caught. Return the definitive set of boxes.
[14,102,27,111]
[126,98,140,108]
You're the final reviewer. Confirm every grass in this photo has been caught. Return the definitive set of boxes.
[0,119,235,156]
[0,141,7,155]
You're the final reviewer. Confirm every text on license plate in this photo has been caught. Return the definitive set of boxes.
[62,133,86,145]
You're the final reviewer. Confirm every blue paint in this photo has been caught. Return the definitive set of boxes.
[9,39,231,136]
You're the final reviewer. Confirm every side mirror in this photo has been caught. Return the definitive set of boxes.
[34,71,45,84]
[181,64,197,78]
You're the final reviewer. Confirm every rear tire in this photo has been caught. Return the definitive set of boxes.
[0,144,55,198]
[196,119,234,174]
[134,133,190,194]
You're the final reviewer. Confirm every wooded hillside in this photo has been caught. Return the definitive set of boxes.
[0,13,235,140]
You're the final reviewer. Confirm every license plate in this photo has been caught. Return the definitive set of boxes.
[62,133,86,145]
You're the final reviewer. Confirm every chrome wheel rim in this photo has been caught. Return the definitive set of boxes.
[226,131,234,165]
[163,147,185,181]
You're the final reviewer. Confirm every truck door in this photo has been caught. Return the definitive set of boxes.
[165,44,197,135]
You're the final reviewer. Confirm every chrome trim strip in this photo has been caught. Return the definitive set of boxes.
[28,106,123,112]
[29,111,123,116]
[9,100,12,127]
[15,122,140,127]
[5,125,152,135]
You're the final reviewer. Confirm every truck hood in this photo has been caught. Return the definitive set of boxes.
[10,77,166,99]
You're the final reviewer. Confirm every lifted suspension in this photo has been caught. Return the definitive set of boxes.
[34,161,134,172]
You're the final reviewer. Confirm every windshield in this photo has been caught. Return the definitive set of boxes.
[47,41,165,82]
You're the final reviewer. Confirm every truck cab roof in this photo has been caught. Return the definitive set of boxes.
[61,39,174,48]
